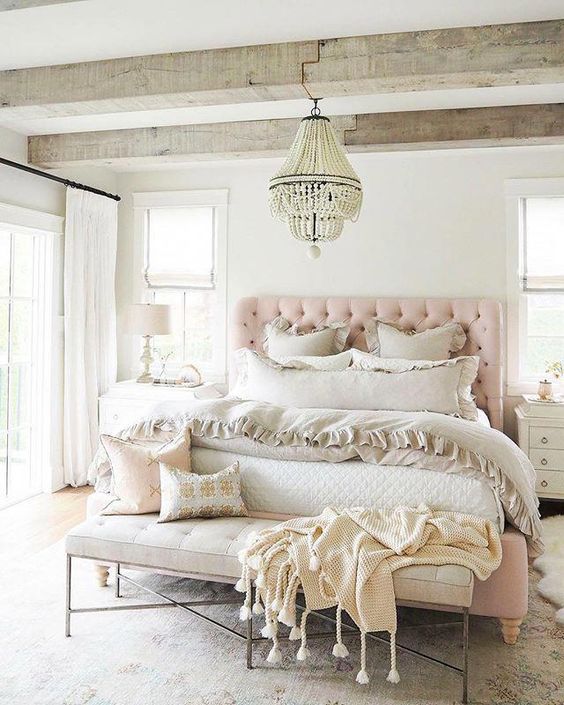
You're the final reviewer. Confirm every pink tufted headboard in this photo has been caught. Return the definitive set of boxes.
[231,297,504,431]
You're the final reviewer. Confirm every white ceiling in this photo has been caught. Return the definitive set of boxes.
[1,0,564,137]
[2,0,564,70]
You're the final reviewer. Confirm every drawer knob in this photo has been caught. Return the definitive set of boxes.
[541,436,548,444]
[113,414,119,421]
[541,458,548,466]
[541,480,548,488]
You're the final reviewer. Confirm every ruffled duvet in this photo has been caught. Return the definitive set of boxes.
[91,398,543,556]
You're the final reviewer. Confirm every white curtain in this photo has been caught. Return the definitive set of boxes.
[63,189,118,486]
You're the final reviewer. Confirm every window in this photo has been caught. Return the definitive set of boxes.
[506,180,564,392]
[0,208,60,507]
[133,190,228,381]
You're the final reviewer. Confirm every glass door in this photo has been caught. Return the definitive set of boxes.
[0,229,40,505]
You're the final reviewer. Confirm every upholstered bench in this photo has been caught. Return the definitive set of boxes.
[65,513,473,702]
[66,513,474,603]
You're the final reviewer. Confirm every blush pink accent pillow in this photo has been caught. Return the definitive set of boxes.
[101,430,191,515]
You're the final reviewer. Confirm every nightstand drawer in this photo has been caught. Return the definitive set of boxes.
[530,426,564,450]
[99,399,152,433]
[529,448,564,471]
[536,470,564,497]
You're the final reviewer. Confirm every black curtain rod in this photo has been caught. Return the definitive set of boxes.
[0,156,121,202]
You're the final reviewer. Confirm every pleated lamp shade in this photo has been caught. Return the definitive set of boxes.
[127,303,172,335]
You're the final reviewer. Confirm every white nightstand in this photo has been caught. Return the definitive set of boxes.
[99,380,223,436]
[516,394,564,500]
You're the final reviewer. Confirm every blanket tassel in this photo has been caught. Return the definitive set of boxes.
[234,565,248,593]
[332,604,350,658]
[252,589,264,615]
[308,530,321,571]
[296,609,310,661]
[289,625,301,641]
[278,572,300,628]
[356,631,369,685]
[386,631,400,684]
[267,633,282,664]
[238,567,252,621]
[261,620,278,638]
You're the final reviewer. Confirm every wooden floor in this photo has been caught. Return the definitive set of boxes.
[0,486,93,561]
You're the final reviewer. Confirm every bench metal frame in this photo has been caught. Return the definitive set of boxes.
[65,554,470,704]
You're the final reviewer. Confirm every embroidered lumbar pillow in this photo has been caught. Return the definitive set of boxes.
[101,429,191,515]
[158,461,248,523]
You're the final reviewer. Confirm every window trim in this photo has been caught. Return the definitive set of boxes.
[0,202,64,236]
[505,178,564,395]
[132,190,228,383]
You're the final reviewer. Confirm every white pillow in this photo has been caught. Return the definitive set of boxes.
[270,351,352,371]
[263,316,350,358]
[230,349,352,395]
[233,350,480,420]
[364,320,466,360]
[349,350,479,420]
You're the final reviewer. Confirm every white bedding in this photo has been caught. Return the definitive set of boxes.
[89,446,504,531]
[91,409,497,527]
[191,447,504,531]
[88,395,542,554]
[90,408,499,528]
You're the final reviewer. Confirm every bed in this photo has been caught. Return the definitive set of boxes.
[88,296,541,644]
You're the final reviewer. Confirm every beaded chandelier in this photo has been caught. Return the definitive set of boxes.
[269,99,362,259]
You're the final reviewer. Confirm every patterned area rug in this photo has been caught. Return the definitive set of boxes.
[2,542,562,705]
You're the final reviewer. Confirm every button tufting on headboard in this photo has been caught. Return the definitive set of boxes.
[231,296,504,431]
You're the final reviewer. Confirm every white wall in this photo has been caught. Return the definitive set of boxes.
[0,126,62,212]
[0,124,119,215]
[115,145,564,437]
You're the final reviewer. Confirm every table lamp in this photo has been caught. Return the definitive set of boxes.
[127,303,172,383]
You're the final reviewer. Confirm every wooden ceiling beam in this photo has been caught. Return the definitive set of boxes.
[28,103,564,168]
[2,20,564,120]
[345,103,564,152]
[306,20,564,96]
[0,42,318,119]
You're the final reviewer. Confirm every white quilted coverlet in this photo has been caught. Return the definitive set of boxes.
[191,447,504,531]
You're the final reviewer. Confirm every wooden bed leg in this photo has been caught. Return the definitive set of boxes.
[94,564,110,587]
[500,618,522,644]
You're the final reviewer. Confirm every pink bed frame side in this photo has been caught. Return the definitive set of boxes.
[231,296,529,640]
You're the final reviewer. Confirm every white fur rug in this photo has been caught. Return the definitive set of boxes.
[534,515,564,625]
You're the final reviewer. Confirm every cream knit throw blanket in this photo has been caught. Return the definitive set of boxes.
[237,505,502,685]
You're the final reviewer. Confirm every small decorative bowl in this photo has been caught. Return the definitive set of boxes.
[177,363,202,387]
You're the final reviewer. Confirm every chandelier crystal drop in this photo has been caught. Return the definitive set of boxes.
[269,99,363,258]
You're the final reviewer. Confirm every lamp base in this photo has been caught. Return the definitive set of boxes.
[136,335,154,384]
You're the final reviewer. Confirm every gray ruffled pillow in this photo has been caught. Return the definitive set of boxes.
[263,315,350,358]
[364,320,466,361]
